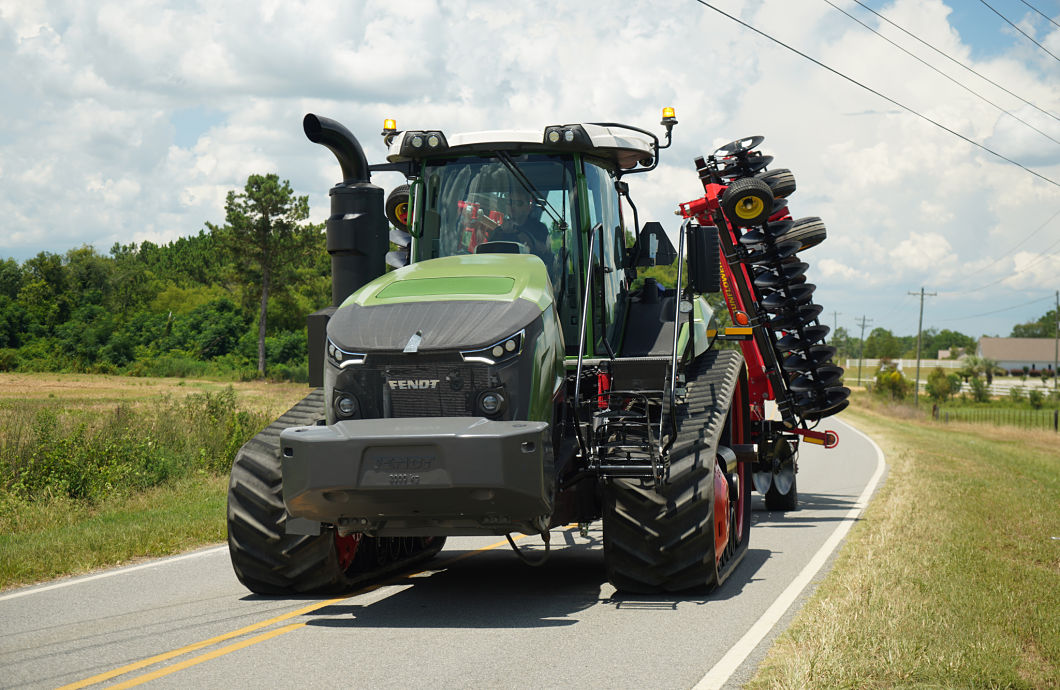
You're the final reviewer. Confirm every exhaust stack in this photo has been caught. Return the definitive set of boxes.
[303,113,387,307]
[304,114,389,387]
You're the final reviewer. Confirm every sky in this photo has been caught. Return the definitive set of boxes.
[1,0,1058,341]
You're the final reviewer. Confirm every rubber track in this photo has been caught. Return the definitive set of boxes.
[603,350,746,592]
[226,389,443,594]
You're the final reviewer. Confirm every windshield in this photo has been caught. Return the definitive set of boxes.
[415,154,578,298]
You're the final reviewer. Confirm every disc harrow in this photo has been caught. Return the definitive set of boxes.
[677,136,848,508]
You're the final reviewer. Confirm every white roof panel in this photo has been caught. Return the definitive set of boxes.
[386,124,654,169]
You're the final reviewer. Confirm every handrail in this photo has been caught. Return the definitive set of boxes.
[572,223,603,459]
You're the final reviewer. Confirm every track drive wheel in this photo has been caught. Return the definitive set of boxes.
[721,178,775,228]
[226,390,445,594]
[603,350,751,593]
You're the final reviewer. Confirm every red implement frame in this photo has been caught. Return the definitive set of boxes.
[677,176,838,448]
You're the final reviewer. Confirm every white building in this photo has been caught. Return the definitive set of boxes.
[977,337,1058,373]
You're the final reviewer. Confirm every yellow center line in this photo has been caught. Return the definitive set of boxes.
[56,595,354,690]
[107,623,308,690]
[59,533,554,688]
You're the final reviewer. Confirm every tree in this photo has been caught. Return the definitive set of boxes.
[1011,308,1058,338]
[959,355,1001,385]
[926,367,959,403]
[209,174,315,376]
[863,327,900,360]
[830,326,860,360]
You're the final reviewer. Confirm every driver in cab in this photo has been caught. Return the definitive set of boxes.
[492,188,549,258]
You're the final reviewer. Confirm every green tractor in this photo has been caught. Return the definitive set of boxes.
[227,109,799,594]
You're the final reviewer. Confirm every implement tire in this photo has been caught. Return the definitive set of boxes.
[603,350,749,593]
[226,390,444,594]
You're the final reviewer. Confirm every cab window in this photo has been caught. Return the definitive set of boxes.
[582,160,627,354]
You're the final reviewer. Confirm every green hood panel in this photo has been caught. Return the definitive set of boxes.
[344,255,554,311]
[376,275,515,299]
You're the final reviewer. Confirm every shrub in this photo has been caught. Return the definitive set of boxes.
[875,367,912,400]
[0,348,18,372]
[926,367,954,403]
[1009,387,1024,403]
[969,376,990,403]
[0,390,268,502]
[1028,389,1044,409]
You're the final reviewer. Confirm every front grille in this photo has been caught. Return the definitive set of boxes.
[381,362,494,418]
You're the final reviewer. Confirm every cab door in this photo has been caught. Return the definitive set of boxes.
[582,159,628,356]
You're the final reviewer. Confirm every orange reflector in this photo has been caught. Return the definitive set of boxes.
[733,311,750,326]
[383,118,397,131]
[662,107,676,120]
[803,435,825,446]
[725,327,752,336]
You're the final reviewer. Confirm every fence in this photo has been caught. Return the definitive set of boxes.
[933,406,1060,432]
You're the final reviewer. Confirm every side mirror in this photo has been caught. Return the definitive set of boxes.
[687,223,720,294]
[630,221,677,267]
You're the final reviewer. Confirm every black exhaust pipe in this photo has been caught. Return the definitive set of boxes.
[303,113,387,307]
[303,114,370,184]
[304,114,388,386]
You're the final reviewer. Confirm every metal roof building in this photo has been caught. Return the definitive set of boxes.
[978,337,1059,371]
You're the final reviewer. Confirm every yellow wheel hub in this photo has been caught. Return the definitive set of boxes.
[395,202,409,224]
[734,195,765,220]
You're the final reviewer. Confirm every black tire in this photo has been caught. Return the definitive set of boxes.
[603,350,749,593]
[721,177,774,228]
[765,472,798,511]
[226,390,445,594]
[779,216,826,252]
[763,436,798,511]
[757,168,796,199]
[385,184,411,232]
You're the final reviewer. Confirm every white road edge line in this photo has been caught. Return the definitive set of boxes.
[694,417,887,690]
[0,545,227,603]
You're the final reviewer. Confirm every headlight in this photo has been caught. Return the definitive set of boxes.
[327,337,365,368]
[477,390,506,417]
[333,392,360,419]
[460,330,524,365]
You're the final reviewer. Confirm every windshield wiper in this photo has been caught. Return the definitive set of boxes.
[496,151,566,228]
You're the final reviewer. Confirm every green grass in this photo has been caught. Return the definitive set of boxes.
[0,475,228,588]
[0,378,305,591]
[747,394,1060,688]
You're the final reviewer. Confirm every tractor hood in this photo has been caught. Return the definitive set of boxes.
[328,254,554,353]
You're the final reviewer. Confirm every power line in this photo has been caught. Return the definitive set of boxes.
[691,0,1060,187]
[824,0,1060,146]
[939,293,1054,321]
[943,206,1060,294]
[1018,0,1060,31]
[849,0,1060,123]
[979,0,1060,62]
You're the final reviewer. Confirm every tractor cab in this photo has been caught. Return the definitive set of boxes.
[382,121,669,357]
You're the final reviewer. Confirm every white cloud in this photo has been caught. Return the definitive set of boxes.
[889,232,958,274]
[0,0,1058,338]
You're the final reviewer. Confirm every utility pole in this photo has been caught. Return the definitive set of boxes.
[908,287,937,406]
[1054,289,1058,392]
[856,315,873,388]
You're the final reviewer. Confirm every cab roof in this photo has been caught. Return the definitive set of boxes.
[385,123,655,171]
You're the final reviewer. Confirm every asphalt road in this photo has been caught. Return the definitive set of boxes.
[0,415,883,690]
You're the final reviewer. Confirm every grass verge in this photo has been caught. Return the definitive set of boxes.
[0,374,309,591]
[747,393,1060,689]
[0,475,228,587]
